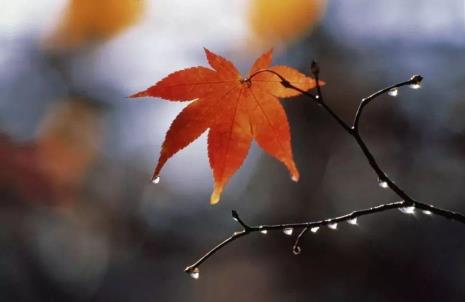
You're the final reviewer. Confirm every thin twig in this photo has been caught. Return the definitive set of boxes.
[292,226,309,255]
[185,68,464,277]
[353,75,423,131]
[185,200,464,275]
[280,70,417,204]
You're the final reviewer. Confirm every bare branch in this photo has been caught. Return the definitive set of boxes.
[353,75,423,131]
[186,200,465,277]
[185,69,464,278]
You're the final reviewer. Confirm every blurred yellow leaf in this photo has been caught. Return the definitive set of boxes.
[248,0,326,48]
[47,0,144,49]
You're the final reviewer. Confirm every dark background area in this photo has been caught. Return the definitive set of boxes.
[1,0,464,301]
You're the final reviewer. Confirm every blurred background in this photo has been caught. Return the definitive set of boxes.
[1,0,465,301]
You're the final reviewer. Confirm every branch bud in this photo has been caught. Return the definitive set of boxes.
[310,60,320,76]
[409,75,423,85]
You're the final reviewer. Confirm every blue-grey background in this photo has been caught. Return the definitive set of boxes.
[1,0,464,301]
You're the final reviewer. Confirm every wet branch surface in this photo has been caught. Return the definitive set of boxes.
[184,65,465,277]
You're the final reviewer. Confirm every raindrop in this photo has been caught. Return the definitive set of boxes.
[328,223,338,230]
[310,226,320,233]
[231,210,239,222]
[292,246,301,255]
[388,88,398,97]
[378,178,388,189]
[399,206,415,215]
[347,218,358,225]
[152,176,161,184]
[260,229,268,235]
[410,83,421,90]
[422,210,433,215]
[283,228,294,236]
[188,267,200,280]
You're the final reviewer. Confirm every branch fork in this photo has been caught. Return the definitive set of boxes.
[185,65,464,278]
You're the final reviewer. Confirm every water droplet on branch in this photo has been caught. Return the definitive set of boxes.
[399,206,415,215]
[283,228,294,236]
[347,218,358,225]
[410,83,421,90]
[388,88,398,97]
[310,226,319,233]
[292,246,301,255]
[328,223,338,230]
[422,210,432,215]
[188,267,200,279]
[378,178,389,189]
[260,228,268,235]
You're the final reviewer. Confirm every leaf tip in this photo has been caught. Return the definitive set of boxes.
[203,47,213,56]
[151,175,161,184]
[210,185,223,205]
[129,90,148,98]
[290,167,300,182]
[210,193,220,205]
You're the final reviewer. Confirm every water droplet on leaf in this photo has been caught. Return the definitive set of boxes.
[388,88,398,97]
[152,176,160,184]
[283,228,293,236]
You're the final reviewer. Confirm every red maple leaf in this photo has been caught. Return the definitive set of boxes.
[131,49,321,204]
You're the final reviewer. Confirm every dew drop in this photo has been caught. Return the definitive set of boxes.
[410,83,421,90]
[399,206,415,215]
[328,223,338,230]
[422,210,432,215]
[292,246,301,255]
[152,176,161,184]
[283,228,294,236]
[310,226,320,233]
[260,228,268,235]
[188,267,200,280]
[347,217,358,225]
[378,178,389,189]
[388,88,398,97]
